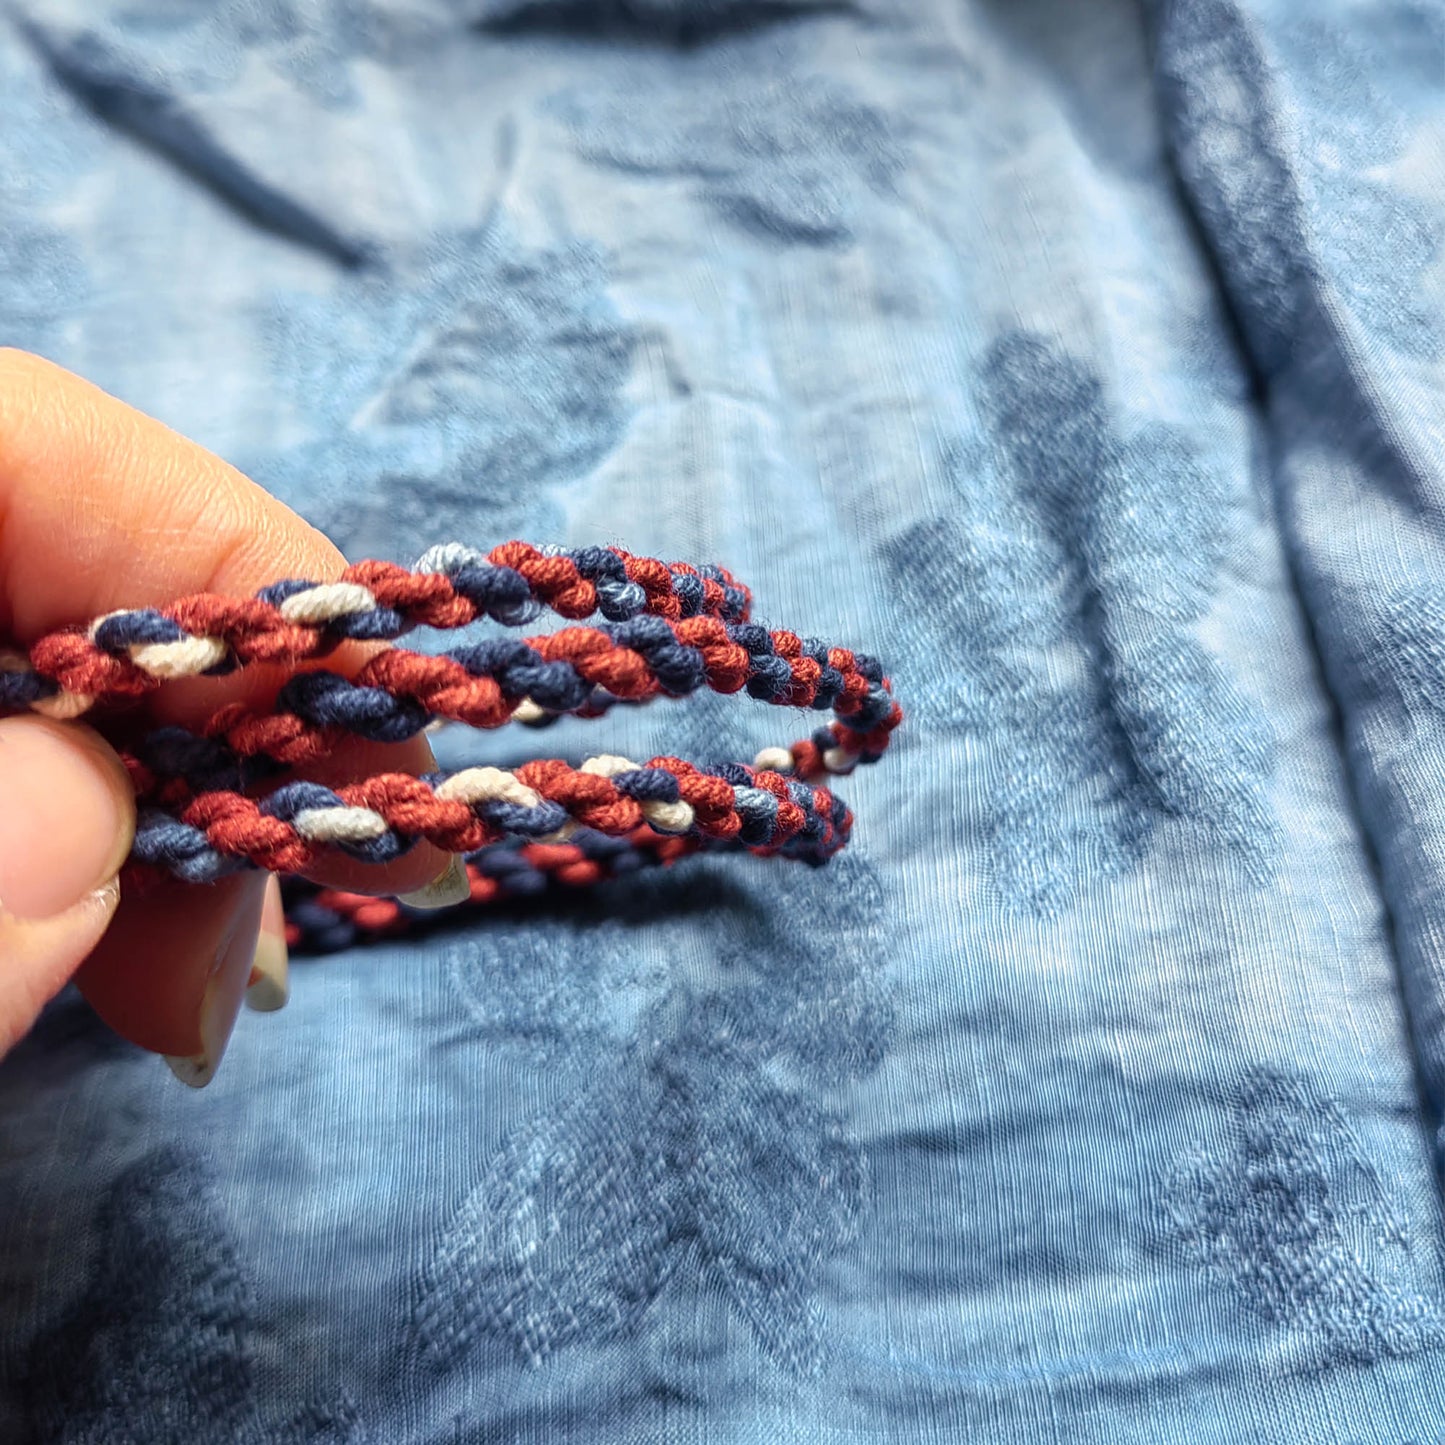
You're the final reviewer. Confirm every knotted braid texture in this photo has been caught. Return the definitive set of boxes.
[0,541,900,950]
[132,756,853,883]
[0,542,751,719]
[122,614,900,801]
[281,827,703,954]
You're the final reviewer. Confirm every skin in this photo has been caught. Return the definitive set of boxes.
[0,349,450,1064]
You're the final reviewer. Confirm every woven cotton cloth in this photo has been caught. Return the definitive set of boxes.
[2,2,1444,1441]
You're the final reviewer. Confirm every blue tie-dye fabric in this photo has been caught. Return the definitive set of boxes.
[2,0,1443,1439]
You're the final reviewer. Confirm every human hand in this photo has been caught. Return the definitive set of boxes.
[0,350,457,1081]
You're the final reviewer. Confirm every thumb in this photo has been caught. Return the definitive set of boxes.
[0,714,135,1051]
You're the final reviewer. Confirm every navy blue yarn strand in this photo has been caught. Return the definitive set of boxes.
[611,769,680,804]
[131,812,243,884]
[0,671,58,707]
[130,614,896,787]
[278,826,708,954]
[93,610,187,651]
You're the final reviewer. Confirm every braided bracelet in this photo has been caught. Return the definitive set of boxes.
[281,827,704,954]
[131,755,854,882]
[121,612,898,799]
[0,543,900,947]
[0,541,751,718]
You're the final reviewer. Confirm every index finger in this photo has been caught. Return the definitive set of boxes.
[0,347,447,887]
[0,350,450,1054]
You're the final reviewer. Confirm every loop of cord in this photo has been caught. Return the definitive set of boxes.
[0,542,751,719]
[120,615,901,799]
[280,826,704,954]
[132,756,851,883]
[0,541,899,949]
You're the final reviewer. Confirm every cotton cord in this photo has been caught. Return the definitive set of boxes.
[131,756,853,883]
[120,614,898,798]
[0,542,751,719]
[279,825,708,953]
[0,542,900,951]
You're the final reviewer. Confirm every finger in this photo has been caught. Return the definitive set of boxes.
[0,715,134,1051]
[0,347,344,638]
[0,884,120,1056]
[0,351,451,1057]
[244,877,289,1013]
[0,347,441,873]
[74,870,267,1083]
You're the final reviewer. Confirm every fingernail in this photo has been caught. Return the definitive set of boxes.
[245,878,289,1013]
[397,853,469,910]
[0,716,134,921]
[0,877,122,1056]
[164,873,266,1089]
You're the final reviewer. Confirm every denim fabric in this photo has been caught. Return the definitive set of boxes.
[2,1,1444,1440]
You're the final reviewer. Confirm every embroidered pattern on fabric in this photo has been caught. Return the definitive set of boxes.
[20,1147,365,1444]
[32,1,453,112]
[446,916,668,1063]
[258,226,637,558]
[886,329,1275,913]
[552,31,902,247]
[1159,0,1441,369]
[0,37,98,358]
[415,843,891,1381]
[1162,1068,1445,1366]
[477,0,848,43]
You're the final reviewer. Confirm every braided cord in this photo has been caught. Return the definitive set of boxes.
[0,543,751,720]
[123,614,901,797]
[281,826,703,954]
[131,757,851,883]
[0,541,898,950]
